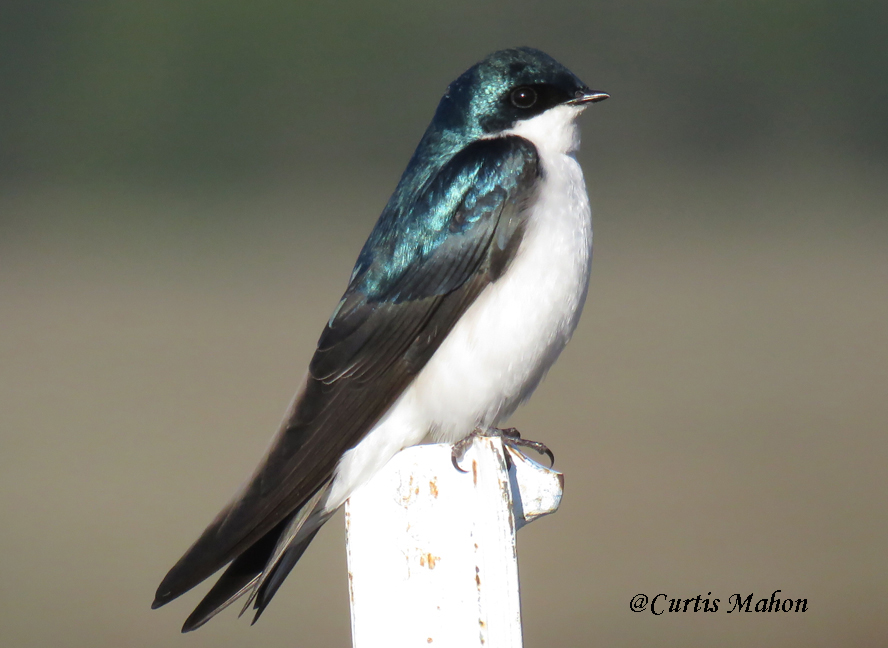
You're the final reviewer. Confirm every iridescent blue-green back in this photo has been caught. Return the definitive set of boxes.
[347,47,586,303]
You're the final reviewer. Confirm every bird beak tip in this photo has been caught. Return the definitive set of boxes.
[567,90,609,106]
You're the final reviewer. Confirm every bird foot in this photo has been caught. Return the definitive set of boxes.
[451,427,554,473]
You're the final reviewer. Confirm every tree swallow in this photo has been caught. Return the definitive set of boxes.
[153,46,607,631]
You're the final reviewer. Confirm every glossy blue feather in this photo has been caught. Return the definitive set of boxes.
[345,47,589,306]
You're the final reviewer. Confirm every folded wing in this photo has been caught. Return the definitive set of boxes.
[153,135,541,620]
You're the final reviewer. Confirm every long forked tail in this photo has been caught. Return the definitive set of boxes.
[179,483,332,632]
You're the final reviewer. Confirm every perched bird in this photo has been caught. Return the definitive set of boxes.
[153,46,607,631]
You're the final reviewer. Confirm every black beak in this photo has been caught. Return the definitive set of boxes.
[566,90,609,106]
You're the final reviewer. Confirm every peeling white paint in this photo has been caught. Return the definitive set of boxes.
[345,438,563,648]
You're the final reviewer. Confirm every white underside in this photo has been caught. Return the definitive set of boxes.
[325,105,593,511]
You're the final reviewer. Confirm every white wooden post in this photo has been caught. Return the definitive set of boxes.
[345,437,564,648]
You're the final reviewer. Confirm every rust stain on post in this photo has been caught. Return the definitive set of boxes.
[400,474,416,504]
[472,460,478,485]
[429,479,439,498]
[348,571,355,603]
[419,552,440,569]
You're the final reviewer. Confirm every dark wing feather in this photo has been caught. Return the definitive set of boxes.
[153,136,540,610]
[178,514,294,632]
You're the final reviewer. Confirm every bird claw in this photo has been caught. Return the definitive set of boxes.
[500,428,556,468]
[451,427,555,472]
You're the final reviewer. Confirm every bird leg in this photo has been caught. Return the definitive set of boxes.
[451,427,555,473]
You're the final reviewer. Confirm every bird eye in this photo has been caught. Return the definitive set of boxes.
[510,86,537,109]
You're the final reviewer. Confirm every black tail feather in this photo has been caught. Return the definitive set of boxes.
[251,527,322,624]
[181,515,291,632]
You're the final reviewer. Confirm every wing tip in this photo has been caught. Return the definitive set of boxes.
[153,565,191,610]
[152,585,175,610]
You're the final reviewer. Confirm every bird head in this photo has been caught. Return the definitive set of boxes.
[432,47,608,137]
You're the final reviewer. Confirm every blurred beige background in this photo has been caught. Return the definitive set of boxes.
[1,2,886,647]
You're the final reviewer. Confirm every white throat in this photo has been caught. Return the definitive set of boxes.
[504,104,585,156]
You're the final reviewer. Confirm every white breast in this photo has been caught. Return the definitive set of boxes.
[325,105,593,510]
